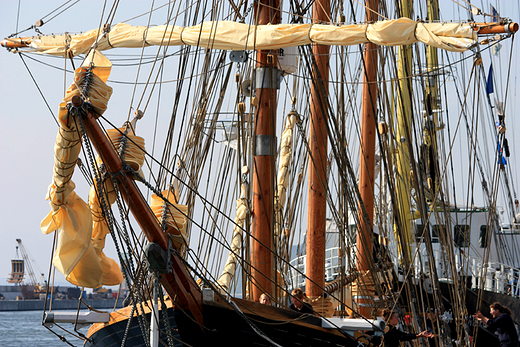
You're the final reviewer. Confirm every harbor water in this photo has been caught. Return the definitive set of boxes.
[0,310,89,347]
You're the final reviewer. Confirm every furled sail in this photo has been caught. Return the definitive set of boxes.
[27,17,477,56]
[275,109,299,251]
[88,178,124,286]
[150,187,189,252]
[217,182,248,292]
[40,51,123,288]
[276,110,299,213]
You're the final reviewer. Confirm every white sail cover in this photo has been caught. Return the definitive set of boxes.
[30,18,476,56]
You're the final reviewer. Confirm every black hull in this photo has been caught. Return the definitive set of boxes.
[438,280,520,319]
[84,307,182,347]
[85,282,520,347]
[175,299,361,347]
[85,298,361,347]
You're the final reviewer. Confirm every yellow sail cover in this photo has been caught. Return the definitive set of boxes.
[30,17,476,56]
[150,188,189,251]
[40,51,123,288]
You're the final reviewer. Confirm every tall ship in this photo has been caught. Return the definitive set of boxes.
[2,1,519,346]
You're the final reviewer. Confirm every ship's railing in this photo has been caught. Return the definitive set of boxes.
[290,245,520,298]
[425,249,520,297]
[469,259,520,297]
[289,247,351,289]
[500,222,520,234]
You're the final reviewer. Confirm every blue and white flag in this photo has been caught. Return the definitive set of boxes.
[491,42,502,56]
[490,5,499,21]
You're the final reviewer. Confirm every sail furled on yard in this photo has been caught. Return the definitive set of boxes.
[150,188,189,252]
[40,51,123,288]
[28,18,476,56]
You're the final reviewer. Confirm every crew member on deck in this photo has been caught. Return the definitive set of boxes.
[259,293,271,305]
[289,288,314,315]
[474,302,518,347]
[382,309,433,347]
[426,308,438,347]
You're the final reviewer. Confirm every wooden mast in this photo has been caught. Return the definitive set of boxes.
[425,0,441,190]
[394,0,414,266]
[251,0,280,302]
[356,0,379,318]
[305,0,330,300]
[420,0,446,324]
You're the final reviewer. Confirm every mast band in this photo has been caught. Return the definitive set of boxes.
[255,67,282,89]
[255,135,276,156]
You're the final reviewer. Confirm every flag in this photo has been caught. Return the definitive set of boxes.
[489,6,502,55]
[490,5,499,22]
[486,64,494,94]
[491,42,502,56]
[497,141,507,165]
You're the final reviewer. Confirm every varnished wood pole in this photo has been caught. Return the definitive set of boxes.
[70,95,203,326]
[305,0,330,299]
[1,37,32,48]
[474,22,518,34]
[251,0,280,302]
[356,0,379,318]
[71,96,169,249]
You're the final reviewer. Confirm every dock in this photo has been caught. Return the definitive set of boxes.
[0,297,124,311]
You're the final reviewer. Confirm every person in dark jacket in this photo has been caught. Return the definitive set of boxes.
[425,308,438,347]
[474,302,518,347]
[289,288,314,315]
[382,309,433,347]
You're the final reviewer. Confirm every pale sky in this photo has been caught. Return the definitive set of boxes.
[1,0,519,288]
[0,0,171,286]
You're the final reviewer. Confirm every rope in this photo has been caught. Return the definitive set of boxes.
[18,53,58,125]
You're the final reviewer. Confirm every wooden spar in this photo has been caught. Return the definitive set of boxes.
[305,0,330,299]
[394,0,414,267]
[1,37,32,48]
[2,22,518,50]
[474,22,519,34]
[250,0,280,302]
[426,0,441,188]
[356,0,379,318]
[72,96,167,249]
[422,0,446,314]
[69,95,203,327]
